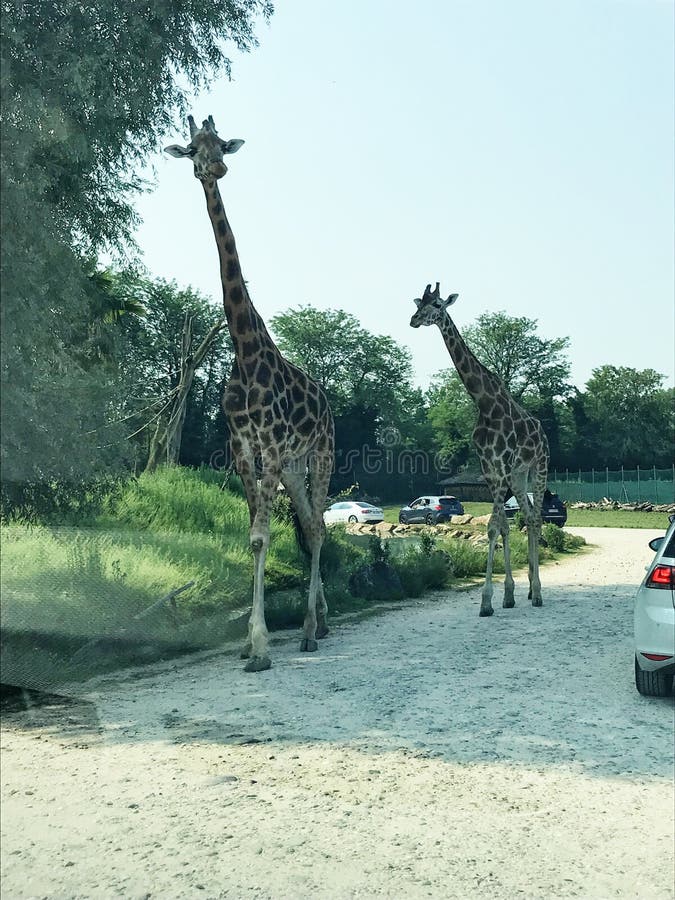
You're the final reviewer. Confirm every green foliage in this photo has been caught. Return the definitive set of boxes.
[541,523,566,552]
[463,311,572,402]
[1,0,270,508]
[426,370,479,471]
[270,306,430,455]
[113,273,233,469]
[391,541,452,597]
[367,536,391,567]
[419,531,436,557]
[578,366,674,468]
[320,527,366,579]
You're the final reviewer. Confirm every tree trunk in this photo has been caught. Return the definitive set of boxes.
[144,315,225,473]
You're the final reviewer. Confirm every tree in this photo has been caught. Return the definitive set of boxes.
[426,313,573,474]
[426,371,479,474]
[463,312,571,401]
[144,315,226,472]
[113,275,233,470]
[1,1,271,507]
[270,306,427,443]
[579,366,674,468]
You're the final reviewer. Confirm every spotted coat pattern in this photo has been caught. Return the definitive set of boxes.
[166,116,335,671]
[410,283,550,616]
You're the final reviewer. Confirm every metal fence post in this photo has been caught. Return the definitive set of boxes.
[637,465,640,503]
[606,466,609,500]
[592,467,595,501]
[654,465,658,503]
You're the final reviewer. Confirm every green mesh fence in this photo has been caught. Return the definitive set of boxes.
[548,467,675,504]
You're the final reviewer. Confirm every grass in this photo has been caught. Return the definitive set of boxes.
[1,470,587,686]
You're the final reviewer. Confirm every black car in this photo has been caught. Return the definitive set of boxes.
[504,490,567,527]
[398,495,465,525]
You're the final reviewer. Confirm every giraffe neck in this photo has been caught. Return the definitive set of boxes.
[437,314,499,409]
[202,179,276,363]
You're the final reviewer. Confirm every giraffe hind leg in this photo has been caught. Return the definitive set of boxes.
[281,461,328,651]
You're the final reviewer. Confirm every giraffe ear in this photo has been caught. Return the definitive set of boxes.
[221,139,245,155]
[444,293,459,307]
[164,144,195,158]
[413,297,423,308]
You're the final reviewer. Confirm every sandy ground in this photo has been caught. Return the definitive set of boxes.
[1,527,674,900]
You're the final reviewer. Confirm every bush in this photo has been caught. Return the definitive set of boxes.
[392,545,451,597]
[542,522,566,552]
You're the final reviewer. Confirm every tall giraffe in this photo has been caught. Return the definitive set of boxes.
[410,283,550,616]
[166,115,335,671]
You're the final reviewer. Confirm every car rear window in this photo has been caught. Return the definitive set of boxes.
[439,498,457,505]
[663,531,675,559]
[357,503,373,509]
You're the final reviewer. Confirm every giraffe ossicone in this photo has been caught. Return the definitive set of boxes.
[166,115,335,671]
[410,281,550,616]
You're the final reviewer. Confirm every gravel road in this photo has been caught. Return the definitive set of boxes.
[2,527,674,899]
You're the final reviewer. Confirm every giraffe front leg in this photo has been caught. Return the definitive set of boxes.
[243,469,280,672]
[501,512,515,608]
[480,512,501,617]
[234,454,258,660]
[527,514,543,606]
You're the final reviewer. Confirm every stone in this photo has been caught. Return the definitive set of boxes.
[450,514,473,525]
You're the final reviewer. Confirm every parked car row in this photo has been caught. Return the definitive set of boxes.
[324,490,568,528]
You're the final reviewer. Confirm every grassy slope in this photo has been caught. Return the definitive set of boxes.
[1,470,588,685]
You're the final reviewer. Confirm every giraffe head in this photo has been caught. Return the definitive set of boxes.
[410,282,459,328]
[164,115,244,181]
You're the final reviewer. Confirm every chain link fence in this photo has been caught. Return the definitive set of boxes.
[548,466,675,504]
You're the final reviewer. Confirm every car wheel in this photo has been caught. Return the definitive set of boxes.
[425,513,434,525]
[398,514,406,524]
[635,657,674,697]
[347,515,358,524]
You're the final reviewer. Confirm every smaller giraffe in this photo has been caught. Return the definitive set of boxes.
[410,283,550,616]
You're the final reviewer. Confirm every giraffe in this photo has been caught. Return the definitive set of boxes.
[165,115,335,671]
[410,283,550,617]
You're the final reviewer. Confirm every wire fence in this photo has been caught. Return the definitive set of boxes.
[548,466,675,504]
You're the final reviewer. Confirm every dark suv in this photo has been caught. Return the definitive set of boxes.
[398,495,465,525]
[504,490,567,527]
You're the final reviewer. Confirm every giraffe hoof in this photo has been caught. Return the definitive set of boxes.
[240,644,251,659]
[531,598,543,608]
[502,599,515,609]
[316,625,329,639]
[300,638,318,652]
[479,607,494,617]
[244,655,271,673]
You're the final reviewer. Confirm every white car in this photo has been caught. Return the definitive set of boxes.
[323,501,384,526]
[634,514,675,697]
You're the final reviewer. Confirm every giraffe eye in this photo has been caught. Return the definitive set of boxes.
[187,146,197,158]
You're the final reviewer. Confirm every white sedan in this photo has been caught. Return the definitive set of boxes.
[634,514,675,697]
[323,501,384,525]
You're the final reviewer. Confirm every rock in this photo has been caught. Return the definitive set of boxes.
[375,521,396,534]
[472,514,491,525]
[450,514,473,525]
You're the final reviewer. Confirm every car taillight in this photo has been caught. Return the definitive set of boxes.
[646,565,675,588]
[434,505,441,510]
[641,653,674,661]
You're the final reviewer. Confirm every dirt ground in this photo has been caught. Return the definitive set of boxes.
[1,527,674,900]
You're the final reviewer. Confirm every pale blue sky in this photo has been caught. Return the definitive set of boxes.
[133,0,675,391]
